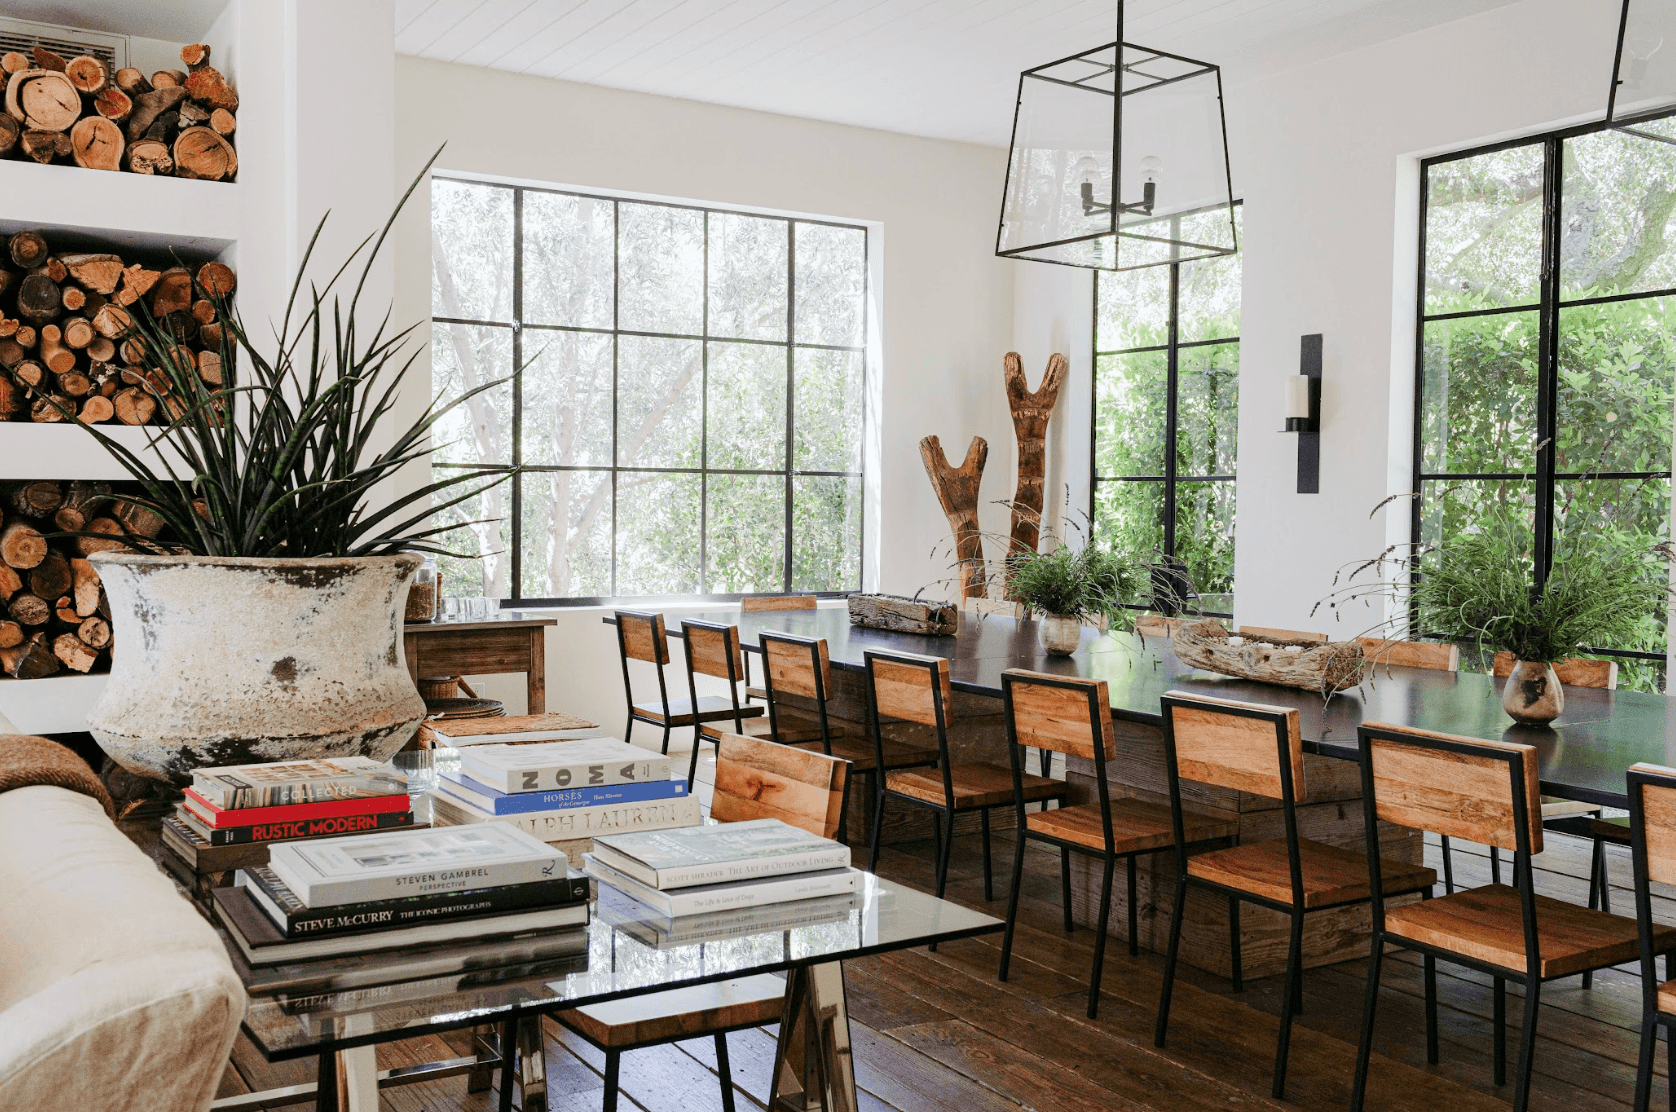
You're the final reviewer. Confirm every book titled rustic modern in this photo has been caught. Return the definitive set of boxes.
[590,817,851,889]
[458,738,672,794]
[191,756,408,809]
[181,788,412,831]
[266,823,567,906]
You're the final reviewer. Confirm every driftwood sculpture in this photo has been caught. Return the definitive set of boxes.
[1171,618,1364,694]
[919,434,988,599]
[1004,351,1066,559]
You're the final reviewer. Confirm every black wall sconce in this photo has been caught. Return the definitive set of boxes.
[1284,334,1321,493]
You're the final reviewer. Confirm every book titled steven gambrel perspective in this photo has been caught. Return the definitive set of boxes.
[266,823,567,907]
[590,817,851,889]
[459,738,672,794]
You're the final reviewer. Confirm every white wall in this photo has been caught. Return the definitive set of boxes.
[1023,0,1622,634]
[391,57,1014,736]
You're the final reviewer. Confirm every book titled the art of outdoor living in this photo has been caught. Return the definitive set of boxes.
[590,817,850,889]
[458,738,672,794]
[191,756,408,809]
[266,823,567,907]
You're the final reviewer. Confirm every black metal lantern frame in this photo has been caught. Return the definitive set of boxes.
[995,8,1236,272]
[1608,0,1676,144]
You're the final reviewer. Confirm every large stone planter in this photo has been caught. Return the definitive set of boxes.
[87,552,426,785]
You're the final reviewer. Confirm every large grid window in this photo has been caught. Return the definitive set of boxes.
[1093,206,1241,615]
[1416,113,1676,690]
[429,177,868,603]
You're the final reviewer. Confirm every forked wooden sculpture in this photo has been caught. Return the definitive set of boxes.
[919,434,988,598]
[1004,352,1067,559]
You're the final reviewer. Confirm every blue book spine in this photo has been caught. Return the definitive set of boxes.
[437,774,689,816]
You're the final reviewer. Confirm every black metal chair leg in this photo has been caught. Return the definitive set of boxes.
[1425,953,1439,1064]
[933,810,952,900]
[624,715,635,746]
[661,721,672,756]
[687,729,703,789]
[1088,854,1116,1019]
[1127,855,1139,957]
[1597,837,1612,913]
[1272,911,1304,1099]
[1038,746,1052,811]
[980,807,993,902]
[1633,1018,1658,1112]
[1493,976,1507,1086]
[317,1049,339,1112]
[1512,978,1541,1112]
[602,1049,620,1112]
[1491,845,1502,885]
[1349,940,1385,1112]
[1060,846,1074,932]
[868,790,887,874]
[1666,1024,1675,1112]
[998,826,1028,982]
[1228,895,1243,993]
[1441,833,1455,894]
[497,1017,516,1112]
[715,1032,737,1112]
[1154,881,1187,1047]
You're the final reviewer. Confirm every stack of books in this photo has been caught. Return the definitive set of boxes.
[582,818,861,918]
[419,712,603,748]
[431,738,701,856]
[211,823,589,965]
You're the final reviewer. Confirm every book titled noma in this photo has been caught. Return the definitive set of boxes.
[458,738,671,794]
[266,824,567,907]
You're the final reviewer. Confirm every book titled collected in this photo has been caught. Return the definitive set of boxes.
[459,738,671,794]
[431,791,701,842]
[266,823,566,907]
[181,788,411,830]
[192,756,407,809]
[583,854,861,917]
[591,817,850,889]
[242,863,588,939]
[436,773,688,815]
[176,805,416,846]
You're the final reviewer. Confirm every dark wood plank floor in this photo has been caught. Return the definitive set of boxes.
[219,751,1676,1112]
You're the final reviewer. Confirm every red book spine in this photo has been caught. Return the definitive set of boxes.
[181,788,411,829]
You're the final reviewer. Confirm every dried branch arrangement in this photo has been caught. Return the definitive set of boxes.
[1,43,236,180]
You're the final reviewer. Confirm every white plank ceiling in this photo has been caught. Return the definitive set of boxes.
[395,0,1532,146]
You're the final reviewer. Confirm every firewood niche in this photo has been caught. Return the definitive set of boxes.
[0,228,233,425]
[0,43,237,181]
[0,479,162,679]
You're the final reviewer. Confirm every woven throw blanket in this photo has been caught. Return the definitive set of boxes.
[0,735,114,818]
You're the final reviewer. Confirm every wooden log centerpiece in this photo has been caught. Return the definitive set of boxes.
[1171,618,1364,694]
[847,594,958,636]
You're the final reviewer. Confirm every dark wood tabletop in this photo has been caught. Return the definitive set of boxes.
[619,607,1676,807]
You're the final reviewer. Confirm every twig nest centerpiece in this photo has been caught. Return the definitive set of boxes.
[1501,660,1564,724]
[1171,619,1364,694]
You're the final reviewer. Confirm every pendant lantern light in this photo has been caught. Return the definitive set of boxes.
[1608,0,1676,131]
[995,1,1237,271]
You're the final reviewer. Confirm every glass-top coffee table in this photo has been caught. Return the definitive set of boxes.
[217,871,1001,1112]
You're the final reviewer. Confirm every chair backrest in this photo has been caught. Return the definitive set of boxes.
[1135,615,1180,638]
[1160,690,1304,801]
[615,610,669,665]
[1357,721,1541,854]
[1628,763,1676,992]
[1358,638,1460,672]
[1238,625,1327,644]
[963,597,1025,620]
[864,649,953,729]
[682,620,745,682]
[1491,651,1617,690]
[741,595,818,612]
[712,731,848,839]
[1001,669,1112,763]
[761,631,835,750]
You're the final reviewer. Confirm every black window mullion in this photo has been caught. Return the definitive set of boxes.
[1162,251,1181,562]
[610,199,621,598]
[1533,135,1564,590]
[700,212,710,594]
[784,223,797,592]
[510,188,524,602]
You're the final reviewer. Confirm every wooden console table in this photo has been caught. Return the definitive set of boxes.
[403,613,556,714]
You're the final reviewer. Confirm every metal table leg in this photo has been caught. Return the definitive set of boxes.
[769,962,857,1112]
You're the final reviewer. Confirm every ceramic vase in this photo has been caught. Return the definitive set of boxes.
[1039,613,1082,656]
[86,552,426,785]
[1501,659,1565,725]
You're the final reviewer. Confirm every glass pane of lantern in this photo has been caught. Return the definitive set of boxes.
[997,40,1235,272]
[1611,0,1676,122]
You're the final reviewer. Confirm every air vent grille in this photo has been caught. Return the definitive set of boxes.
[0,18,126,76]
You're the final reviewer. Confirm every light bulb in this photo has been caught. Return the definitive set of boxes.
[1138,155,1163,183]
[1071,156,1102,186]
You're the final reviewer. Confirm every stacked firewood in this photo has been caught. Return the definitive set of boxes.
[0,228,233,425]
[0,43,236,180]
[0,480,157,678]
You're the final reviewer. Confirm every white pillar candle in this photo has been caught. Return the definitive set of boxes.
[1285,375,1312,420]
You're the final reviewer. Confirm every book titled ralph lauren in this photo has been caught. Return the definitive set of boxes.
[436,774,688,816]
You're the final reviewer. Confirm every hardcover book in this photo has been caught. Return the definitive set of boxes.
[212,883,588,965]
[435,773,688,815]
[591,818,849,889]
[431,791,701,842]
[241,864,587,939]
[582,854,861,918]
[595,885,860,950]
[266,823,567,907]
[191,756,407,809]
[232,925,590,997]
[425,713,603,746]
[175,803,416,846]
[458,738,671,794]
[181,788,411,830]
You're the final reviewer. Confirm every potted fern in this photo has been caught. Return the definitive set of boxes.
[1006,543,1140,655]
[74,156,512,785]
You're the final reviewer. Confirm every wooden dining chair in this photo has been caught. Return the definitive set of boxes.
[1492,651,1619,690]
[1134,615,1181,638]
[1627,763,1676,1112]
[864,648,1066,901]
[1154,692,1436,1100]
[996,670,1237,1017]
[1357,637,1460,671]
[963,597,1029,621]
[1238,625,1328,643]
[740,595,819,612]
[677,620,768,786]
[615,610,757,759]
[552,733,848,1112]
[1350,723,1676,1112]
